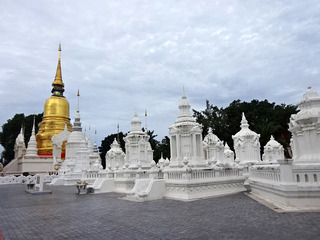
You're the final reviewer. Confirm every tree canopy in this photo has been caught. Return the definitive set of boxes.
[0,113,43,166]
[193,99,298,157]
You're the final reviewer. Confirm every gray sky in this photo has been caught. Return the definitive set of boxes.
[1,0,320,152]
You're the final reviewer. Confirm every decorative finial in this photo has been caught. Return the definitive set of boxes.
[52,43,64,96]
[77,89,80,112]
[183,86,185,97]
[241,112,249,128]
[117,123,120,143]
[145,110,148,132]
[32,115,36,135]
[58,43,61,58]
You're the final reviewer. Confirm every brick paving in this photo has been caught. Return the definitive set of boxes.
[0,184,320,240]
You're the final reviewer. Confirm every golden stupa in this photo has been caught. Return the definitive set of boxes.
[36,44,72,158]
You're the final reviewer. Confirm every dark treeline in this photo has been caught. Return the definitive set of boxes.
[0,113,43,165]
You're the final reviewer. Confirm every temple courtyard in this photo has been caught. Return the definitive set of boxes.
[0,185,319,240]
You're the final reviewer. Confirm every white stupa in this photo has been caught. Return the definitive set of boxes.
[124,112,153,169]
[14,126,26,159]
[89,130,103,170]
[169,89,204,167]
[262,136,284,163]
[289,86,320,164]
[223,143,235,165]
[203,127,224,165]
[24,117,40,159]
[232,113,261,165]
[105,138,125,170]
[64,90,86,166]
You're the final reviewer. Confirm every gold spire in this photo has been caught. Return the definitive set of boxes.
[52,43,64,87]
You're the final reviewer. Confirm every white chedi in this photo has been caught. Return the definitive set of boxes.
[262,136,284,163]
[24,117,39,159]
[105,138,125,170]
[289,86,320,164]
[203,127,224,165]
[14,126,26,159]
[64,102,86,170]
[223,143,235,166]
[89,138,103,170]
[124,112,154,169]
[232,113,261,165]
[74,140,91,172]
[169,90,204,167]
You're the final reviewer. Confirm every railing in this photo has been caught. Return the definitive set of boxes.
[0,174,58,185]
[191,170,215,179]
[165,168,243,181]
[249,167,281,182]
[249,165,320,184]
[0,171,57,177]
[158,171,164,179]
[166,172,183,180]
[86,172,107,179]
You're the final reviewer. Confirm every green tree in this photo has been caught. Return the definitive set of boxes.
[157,136,170,160]
[0,113,43,166]
[193,99,297,157]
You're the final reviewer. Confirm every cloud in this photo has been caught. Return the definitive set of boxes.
[0,0,320,155]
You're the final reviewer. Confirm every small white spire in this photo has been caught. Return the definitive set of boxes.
[32,116,35,135]
[77,89,80,112]
[145,109,148,132]
[241,112,249,129]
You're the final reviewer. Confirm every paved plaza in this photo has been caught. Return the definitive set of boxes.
[0,184,319,240]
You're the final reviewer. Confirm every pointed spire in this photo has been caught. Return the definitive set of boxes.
[131,111,142,132]
[145,109,148,132]
[176,87,194,122]
[225,143,230,150]
[52,43,64,86]
[117,123,120,143]
[72,90,82,132]
[77,89,80,112]
[32,115,35,135]
[92,129,98,154]
[240,112,249,129]
[20,124,24,135]
[25,116,38,158]
[51,43,65,96]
